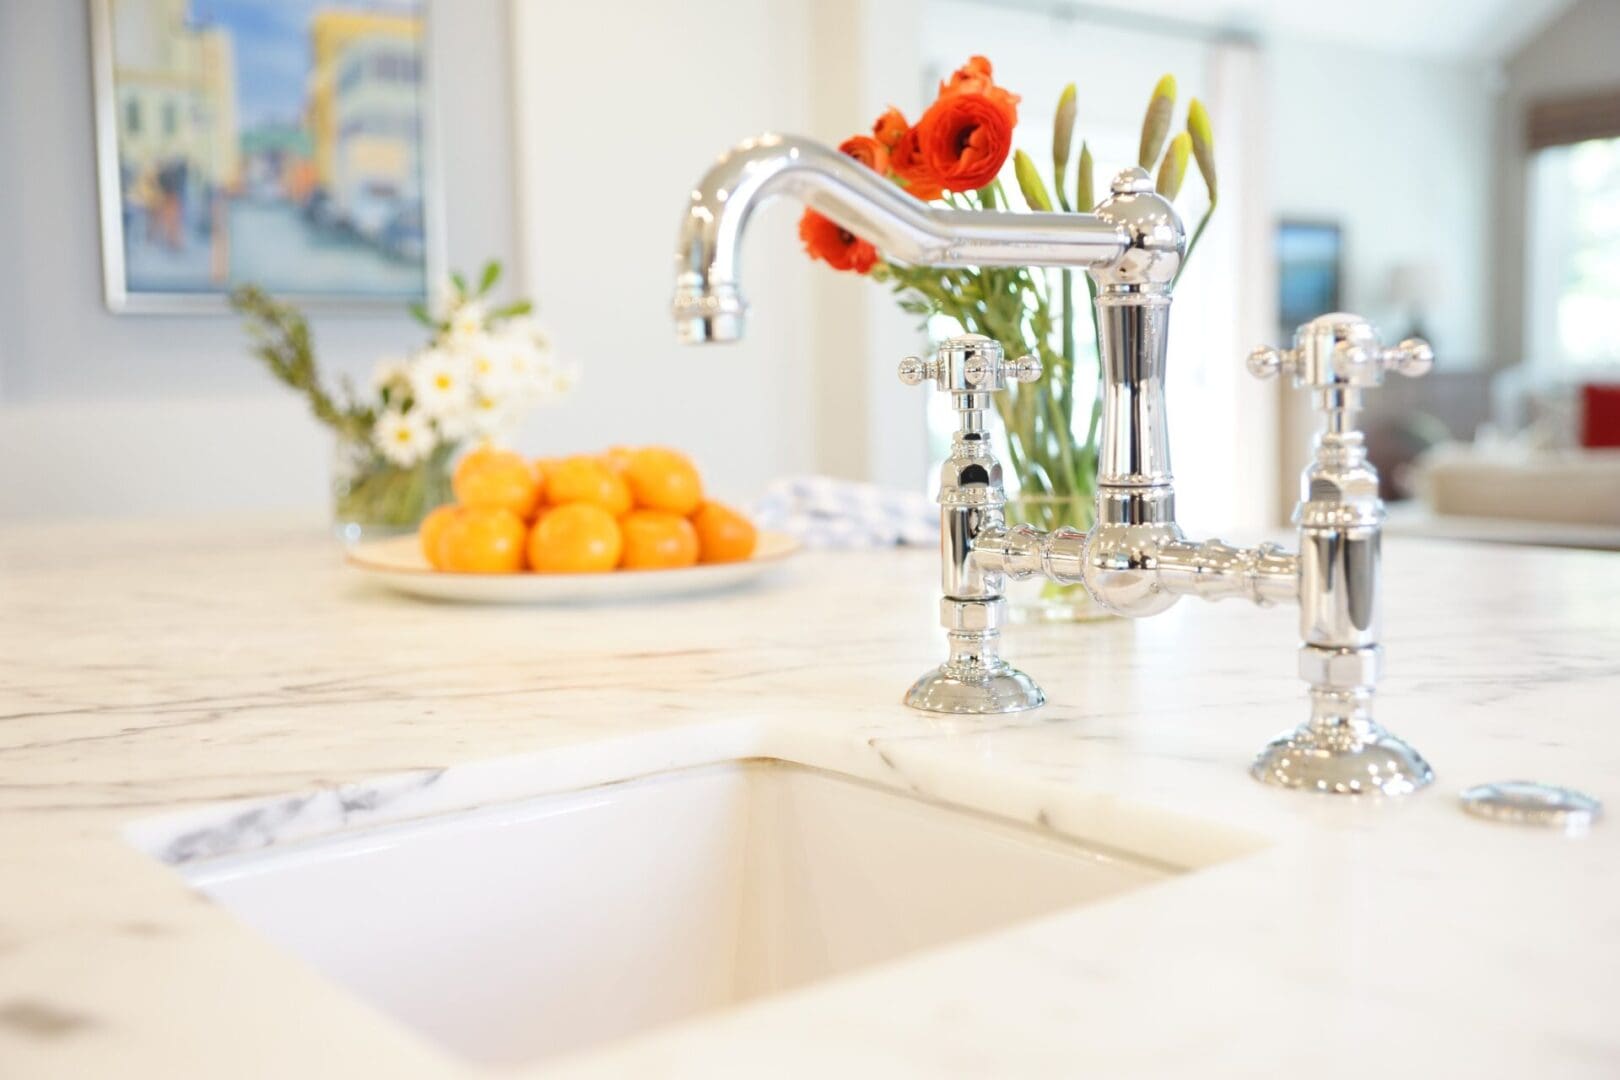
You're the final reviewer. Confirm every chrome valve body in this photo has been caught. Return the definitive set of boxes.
[1245,315,1434,794]
[897,335,1046,714]
[673,134,1434,796]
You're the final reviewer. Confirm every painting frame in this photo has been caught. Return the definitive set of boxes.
[88,0,446,314]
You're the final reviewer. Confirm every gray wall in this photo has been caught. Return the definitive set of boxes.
[0,0,520,515]
[1491,0,1620,370]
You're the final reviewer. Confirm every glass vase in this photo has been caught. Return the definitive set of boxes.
[1003,492,1114,623]
[331,434,455,545]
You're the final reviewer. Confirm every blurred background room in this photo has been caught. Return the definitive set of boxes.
[1,0,1617,547]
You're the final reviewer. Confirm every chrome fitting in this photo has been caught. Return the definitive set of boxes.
[1298,644,1381,690]
[941,596,1005,633]
[1154,538,1299,607]
[1250,314,1434,795]
[900,335,1044,715]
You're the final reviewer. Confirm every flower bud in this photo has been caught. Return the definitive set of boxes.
[1076,141,1095,212]
[1187,97,1217,202]
[1053,83,1077,192]
[1014,150,1053,212]
[1138,73,1177,169]
[1156,132,1190,199]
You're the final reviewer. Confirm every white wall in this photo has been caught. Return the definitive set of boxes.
[806,0,933,492]
[0,0,521,519]
[511,0,814,501]
[509,0,935,501]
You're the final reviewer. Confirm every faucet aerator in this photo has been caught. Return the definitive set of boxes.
[674,313,744,345]
[672,282,746,344]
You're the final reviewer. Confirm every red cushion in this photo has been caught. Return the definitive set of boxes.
[1581,384,1620,448]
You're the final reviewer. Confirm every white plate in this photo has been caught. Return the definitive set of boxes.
[345,530,799,604]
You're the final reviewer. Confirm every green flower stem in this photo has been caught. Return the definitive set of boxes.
[1174,201,1217,288]
[875,257,1096,518]
[1083,274,1106,454]
[863,77,1216,539]
[334,442,454,531]
[1060,269,1077,439]
[1042,378,1078,490]
[230,285,371,441]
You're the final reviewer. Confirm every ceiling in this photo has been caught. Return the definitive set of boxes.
[1029,0,1578,60]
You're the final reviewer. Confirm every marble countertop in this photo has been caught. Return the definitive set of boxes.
[2,515,1617,1078]
[1385,504,1620,551]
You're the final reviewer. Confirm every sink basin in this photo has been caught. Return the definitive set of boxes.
[148,755,1236,1067]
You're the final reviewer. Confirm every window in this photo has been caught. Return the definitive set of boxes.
[373,52,419,83]
[162,100,178,136]
[339,56,363,94]
[125,98,140,134]
[1527,136,1620,368]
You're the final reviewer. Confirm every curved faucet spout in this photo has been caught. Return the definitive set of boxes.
[671,133,1131,344]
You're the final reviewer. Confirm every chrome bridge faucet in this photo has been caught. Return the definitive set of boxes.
[673,134,1434,796]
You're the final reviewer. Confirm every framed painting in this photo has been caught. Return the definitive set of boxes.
[89,0,442,312]
[1275,220,1343,332]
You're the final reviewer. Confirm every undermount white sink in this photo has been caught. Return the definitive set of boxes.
[157,757,1230,1067]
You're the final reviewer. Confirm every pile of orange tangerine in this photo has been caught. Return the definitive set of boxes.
[420,445,757,573]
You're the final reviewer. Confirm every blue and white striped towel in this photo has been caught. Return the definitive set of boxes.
[751,476,938,549]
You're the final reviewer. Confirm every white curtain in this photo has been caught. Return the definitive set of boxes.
[1179,38,1279,530]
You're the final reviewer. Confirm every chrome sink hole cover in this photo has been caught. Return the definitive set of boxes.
[1460,781,1602,831]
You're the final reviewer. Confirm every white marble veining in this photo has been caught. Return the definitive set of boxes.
[2,514,1618,1077]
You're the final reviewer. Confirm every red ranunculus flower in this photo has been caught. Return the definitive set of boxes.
[917,90,1017,193]
[838,134,890,175]
[936,55,1020,127]
[890,125,944,201]
[938,55,995,97]
[798,209,877,274]
[872,107,909,150]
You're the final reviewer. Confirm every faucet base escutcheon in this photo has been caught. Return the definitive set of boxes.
[904,663,1045,715]
[1252,724,1434,796]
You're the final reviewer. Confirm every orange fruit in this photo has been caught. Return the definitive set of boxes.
[692,502,757,564]
[419,504,461,570]
[453,445,542,520]
[528,503,623,573]
[601,445,635,475]
[625,447,703,514]
[545,454,632,515]
[620,510,699,570]
[440,506,527,573]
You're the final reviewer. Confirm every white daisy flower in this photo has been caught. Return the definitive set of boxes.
[549,358,581,395]
[369,355,410,394]
[408,348,472,418]
[500,315,553,354]
[374,409,433,467]
[428,276,459,322]
[447,299,487,345]
[456,332,515,396]
[500,338,548,393]
[468,390,518,440]
[433,409,474,444]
